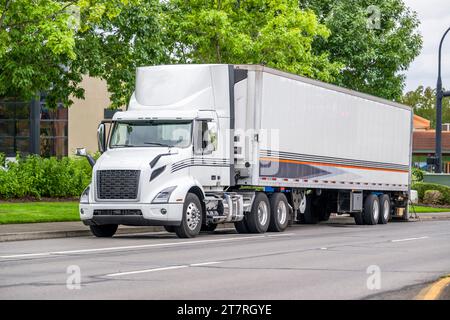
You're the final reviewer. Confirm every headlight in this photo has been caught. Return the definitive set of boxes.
[152,186,176,204]
[80,186,90,204]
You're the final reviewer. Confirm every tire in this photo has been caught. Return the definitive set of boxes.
[303,194,319,224]
[201,223,217,232]
[268,193,290,232]
[378,194,390,224]
[234,219,249,233]
[245,192,271,233]
[174,193,203,238]
[90,224,118,237]
[164,226,175,233]
[353,212,364,225]
[363,194,380,225]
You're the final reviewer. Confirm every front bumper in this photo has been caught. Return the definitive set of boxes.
[79,202,183,226]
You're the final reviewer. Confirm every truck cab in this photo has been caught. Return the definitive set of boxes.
[79,64,241,238]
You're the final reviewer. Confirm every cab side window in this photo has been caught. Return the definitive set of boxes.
[196,120,217,155]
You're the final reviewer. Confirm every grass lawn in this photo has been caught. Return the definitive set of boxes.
[409,205,450,213]
[0,202,79,224]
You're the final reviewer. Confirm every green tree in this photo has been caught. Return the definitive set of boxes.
[0,0,165,109]
[300,0,422,100]
[74,0,167,108]
[164,0,342,83]
[401,86,450,129]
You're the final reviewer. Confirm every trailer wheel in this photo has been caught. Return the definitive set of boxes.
[164,226,175,233]
[378,194,390,224]
[246,192,271,233]
[201,223,217,232]
[174,193,203,238]
[353,212,364,225]
[268,193,290,232]
[363,194,380,225]
[303,194,319,224]
[90,224,118,237]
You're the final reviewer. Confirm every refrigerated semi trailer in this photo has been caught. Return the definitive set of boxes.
[78,64,412,238]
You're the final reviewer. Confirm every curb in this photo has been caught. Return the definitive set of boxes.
[0,224,235,243]
[415,275,450,300]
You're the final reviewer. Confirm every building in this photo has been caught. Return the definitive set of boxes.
[412,114,450,173]
[0,77,115,158]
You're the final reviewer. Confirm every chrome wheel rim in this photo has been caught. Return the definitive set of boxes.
[257,201,268,226]
[277,201,287,225]
[186,202,201,231]
[372,200,380,222]
[383,199,389,220]
[299,196,306,213]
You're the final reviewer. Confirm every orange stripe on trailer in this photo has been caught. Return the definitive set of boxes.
[259,157,409,173]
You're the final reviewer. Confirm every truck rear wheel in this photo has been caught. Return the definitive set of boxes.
[363,194,380,225]
[234,219,249,233]
[245,192,271,233]
[378,194,390,224]
[268,193,289,232]
[90,224,118,237]
[174,193,203,238]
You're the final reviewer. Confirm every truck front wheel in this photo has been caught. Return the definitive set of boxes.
[245,192,271,233]
[90,224,118,237]
[174,193,203,238]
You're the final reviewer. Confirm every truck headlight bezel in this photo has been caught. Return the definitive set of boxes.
[152,186,176,204]
[80,186,90,204]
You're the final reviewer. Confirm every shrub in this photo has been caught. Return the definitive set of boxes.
[0,154,92,199]
[423,190,444,205]
[412,182,450,205]
[412,168,424,183]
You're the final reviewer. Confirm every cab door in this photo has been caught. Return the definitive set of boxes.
[192,111,229,187]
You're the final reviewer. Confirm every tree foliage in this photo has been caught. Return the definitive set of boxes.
[300,0,422,100]
[164,0,342,83]
[74,0,167,108]
[0,0,165,108]
[401,86,450,128]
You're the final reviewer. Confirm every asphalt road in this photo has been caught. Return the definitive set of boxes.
[1,217,450,300]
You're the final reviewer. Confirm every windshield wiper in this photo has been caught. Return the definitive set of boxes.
[144,142,174,147]
[112,144,139,148]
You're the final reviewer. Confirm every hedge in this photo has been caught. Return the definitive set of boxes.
[0,154,92,199]
[411,182,450,205]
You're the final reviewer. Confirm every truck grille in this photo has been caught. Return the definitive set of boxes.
[93,209,142,216]
[96,170,140,200]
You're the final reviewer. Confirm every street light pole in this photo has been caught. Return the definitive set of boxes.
[435,27,450,173]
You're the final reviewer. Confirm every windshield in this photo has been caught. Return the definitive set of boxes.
[109,120,192,148]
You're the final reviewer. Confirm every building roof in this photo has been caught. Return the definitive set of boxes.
[413,114,431,130]
[413,131,450,153]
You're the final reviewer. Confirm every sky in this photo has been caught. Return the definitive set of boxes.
[403,0,450,92]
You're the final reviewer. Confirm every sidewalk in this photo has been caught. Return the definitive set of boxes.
[0,222,166,242]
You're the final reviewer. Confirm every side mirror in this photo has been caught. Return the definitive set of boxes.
[97,123,106,153]
[76,148,87,157]
[75,147,96,168]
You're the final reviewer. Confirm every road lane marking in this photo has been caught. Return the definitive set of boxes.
[106,261,221,277]
[415,275,450,300]
[106,265,188,277]
[0,235,267,260]
[190,261,221,267]
[391,236,429,243]
[267,233,295,237]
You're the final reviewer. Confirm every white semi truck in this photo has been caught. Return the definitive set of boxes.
[78,64,412,238]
